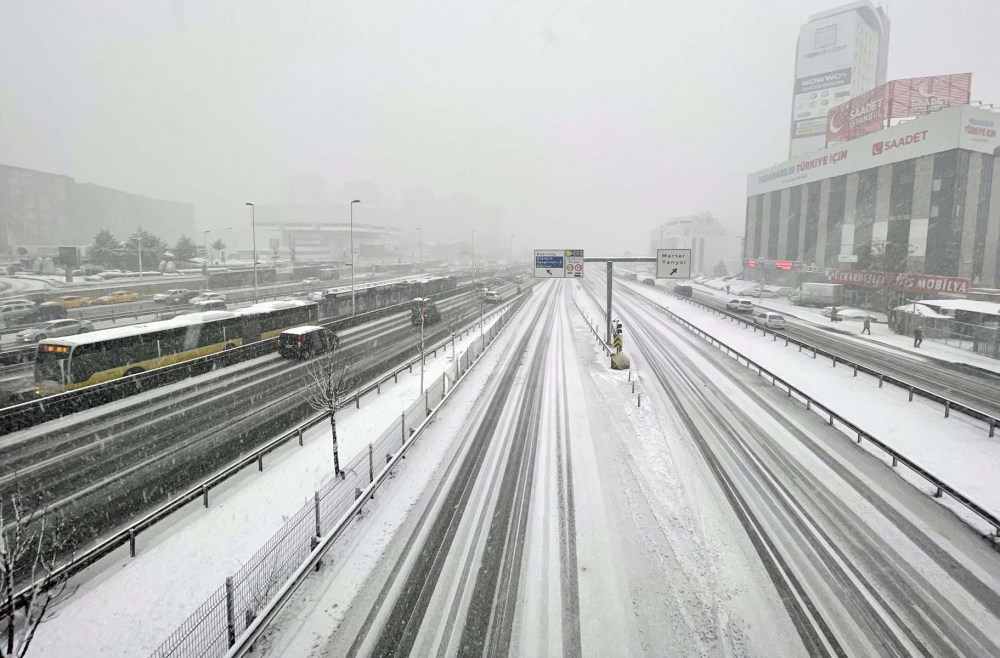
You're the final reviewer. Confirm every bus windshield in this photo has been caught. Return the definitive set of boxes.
[35,347,69,384]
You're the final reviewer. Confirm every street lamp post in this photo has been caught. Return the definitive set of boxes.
[222,226,232,263]
[471,228,476,285]
[137,227,143,282]
[245,203,257,303]
[416,227,422,273]
[202,230,210,288]
[509,234,514,268]
[350,199,361,316]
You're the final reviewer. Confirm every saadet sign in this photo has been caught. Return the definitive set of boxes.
[871,130,929,156]
[824,269,970,295]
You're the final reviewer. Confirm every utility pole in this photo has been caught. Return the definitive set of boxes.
[137,227,143,282]
[416,227,422,273]
[471,228,477,285]
[350,199,361,316]
[245,203,257,303]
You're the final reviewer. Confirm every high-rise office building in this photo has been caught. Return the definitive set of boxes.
[790,1,890,159]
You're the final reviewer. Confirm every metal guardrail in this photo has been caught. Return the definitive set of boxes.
[616,282,1000,541]
[622,276,1000,439]
[570,293,614,355]
[0,292,526,622]
[221,289,529,658]
[0,280,491,434]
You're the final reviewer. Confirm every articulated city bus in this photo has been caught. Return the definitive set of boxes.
[34,300,318,396]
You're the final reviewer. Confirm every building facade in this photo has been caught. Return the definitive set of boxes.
[253,203,404,263]
[0,164,195,257]
[649,213,738,275]
[746,105,1000,290]
[790,1,890,159]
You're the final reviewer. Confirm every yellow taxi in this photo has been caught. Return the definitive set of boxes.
[95,290,141,304]
[50,295,92,308]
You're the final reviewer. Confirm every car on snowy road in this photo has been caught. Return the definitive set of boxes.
[726,299,754,313]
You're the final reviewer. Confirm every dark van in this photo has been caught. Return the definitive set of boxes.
[674,285,693,298]
[278,326,337,359]
[410,298,440,325]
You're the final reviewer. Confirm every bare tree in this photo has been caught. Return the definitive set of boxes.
[438,302,467,367]
[857,238,917,314]
[303,338,350,479]
[1,482,71,658]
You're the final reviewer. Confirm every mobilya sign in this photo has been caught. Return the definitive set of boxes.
[824,269,970,295]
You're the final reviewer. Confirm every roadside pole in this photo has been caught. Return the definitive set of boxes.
[606,261,613,344]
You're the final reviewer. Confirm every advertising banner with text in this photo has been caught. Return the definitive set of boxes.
[749,105,998,197]
[889,73,972,118]
[824,269,970,295]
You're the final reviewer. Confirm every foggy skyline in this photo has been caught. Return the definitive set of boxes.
[2,0,998,257]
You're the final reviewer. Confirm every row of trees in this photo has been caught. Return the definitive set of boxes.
[87,231,228,270]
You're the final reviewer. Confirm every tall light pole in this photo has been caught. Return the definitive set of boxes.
[471,228,476,285]
[203,230,210,262]
[350,199,361,316]
[416,227,422,273]
[509,234,515,268]
[222,226,232,263]
[137,226,143,282]
[245,203,257,303]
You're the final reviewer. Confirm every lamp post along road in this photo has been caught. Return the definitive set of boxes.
[203,230,210,288]
[350,199,361,316]
[416,227,422,273]
[245,203,257,303]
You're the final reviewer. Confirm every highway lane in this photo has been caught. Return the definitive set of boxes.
[631,277,1000,418]
[0,283,522,561]
[310,280,821,657]
[598,276,1000,658]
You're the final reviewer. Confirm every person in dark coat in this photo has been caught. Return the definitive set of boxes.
[914,325,924,348]
[862,315,871,335]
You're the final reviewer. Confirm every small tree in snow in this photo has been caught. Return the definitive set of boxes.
[1,482,71,658]
[304,337,350,479]
[439,302,466,366]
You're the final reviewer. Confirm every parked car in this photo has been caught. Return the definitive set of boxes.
[0,301,37,325]
[674,284,693,297]
[410,298,440,325]
[95,291,140,304]
[189,291,227,304]
[47,295,92,308]
[165,290,201,306]
[15,319,94,343]
[278,326,337,359]
[301,277,321,285]
[484,290,501,303]
[154,288,189,303]
[726,299,754,313]
[752,311,786,329]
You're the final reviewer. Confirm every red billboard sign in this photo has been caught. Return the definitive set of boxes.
[824,269,970,295]
[890,73,972,118]
[827,73,972,146]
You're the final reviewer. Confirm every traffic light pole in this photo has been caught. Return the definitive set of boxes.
[582,256,657,344]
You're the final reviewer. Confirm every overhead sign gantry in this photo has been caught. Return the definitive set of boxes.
[534,249,585,278]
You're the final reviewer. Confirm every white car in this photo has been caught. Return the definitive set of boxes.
[190,291,227,304]
[302,277,321,285]
[753,311,786,329]
[726,299,754,313]
[154,288,189,303]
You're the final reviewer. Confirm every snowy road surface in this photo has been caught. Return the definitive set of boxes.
[255,276,1000,658]
[647,278,1000,417]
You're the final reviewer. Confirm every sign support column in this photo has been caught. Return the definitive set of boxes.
[606,261,613,344]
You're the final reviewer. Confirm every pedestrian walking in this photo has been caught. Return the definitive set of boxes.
[862,315,871,335]
[725,285,730,295]
[914,325,923,348]
[830,306,838,323]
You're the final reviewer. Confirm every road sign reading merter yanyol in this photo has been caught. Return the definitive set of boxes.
[656,249,692,279]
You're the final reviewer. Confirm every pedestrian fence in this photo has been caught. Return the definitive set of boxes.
[148,291,529,658]
[569,292,614,355]
[0,292,526,623]
[618,275,1000,439]
[615,281,1000,543]
[893,312,1000,360]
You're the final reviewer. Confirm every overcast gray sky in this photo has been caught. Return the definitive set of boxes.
[1,0,997,257]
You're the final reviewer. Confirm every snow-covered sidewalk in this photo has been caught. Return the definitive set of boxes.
[685,280,1000,376]
[616,278,1000,528]
[30,311,511,657]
